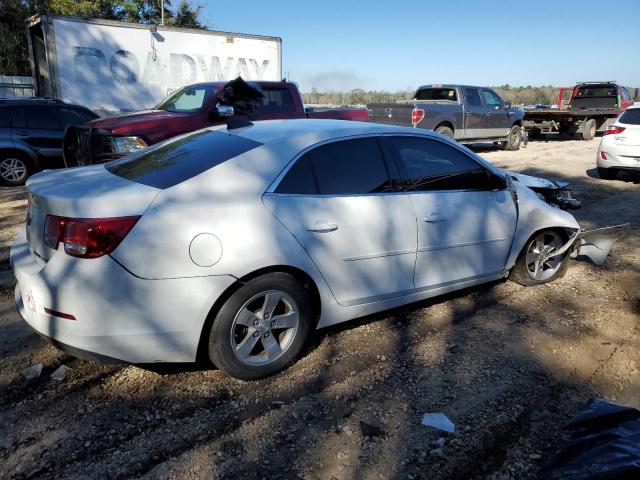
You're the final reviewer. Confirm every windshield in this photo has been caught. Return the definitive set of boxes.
[155,85,218,113]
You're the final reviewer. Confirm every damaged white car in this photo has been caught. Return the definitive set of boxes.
[11,120,626,380]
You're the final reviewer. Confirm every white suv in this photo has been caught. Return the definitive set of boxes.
[597,104,640,179]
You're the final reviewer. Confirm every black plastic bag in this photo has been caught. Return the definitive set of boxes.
[541,399,640,479]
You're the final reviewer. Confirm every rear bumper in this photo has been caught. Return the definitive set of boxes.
[11,227,236,363]
[597,144,640,170]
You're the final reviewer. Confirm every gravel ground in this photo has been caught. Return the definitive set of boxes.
[0,137,638,480]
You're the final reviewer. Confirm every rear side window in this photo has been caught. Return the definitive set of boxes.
[464,88,482,107]
[415,88,458,102]
[106,130,262,189]
[59,108,97,128]
[275,138,392,195]
[618,109,640,125]
[25,106,62,130]
[388,137,489,191]
[256,88,295,114]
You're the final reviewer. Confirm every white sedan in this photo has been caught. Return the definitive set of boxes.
[10,119,608,380]
[597,103,640,179]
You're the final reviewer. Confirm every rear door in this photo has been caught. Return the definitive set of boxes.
[12,105,64,167]
[264,137,417,306]
[481,88,512,138]
[462,88,486,139]
[385,135,516,290]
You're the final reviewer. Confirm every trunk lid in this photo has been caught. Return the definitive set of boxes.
[26,165,160,262]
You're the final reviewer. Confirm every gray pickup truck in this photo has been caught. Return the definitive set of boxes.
[368,84,525,150]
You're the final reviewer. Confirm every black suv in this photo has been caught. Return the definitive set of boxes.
[0,98,98,186]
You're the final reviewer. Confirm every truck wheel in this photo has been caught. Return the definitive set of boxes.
[435,126,454,139]
[581,119,596,140]
[502,125,522,151]
[597,167,617,180]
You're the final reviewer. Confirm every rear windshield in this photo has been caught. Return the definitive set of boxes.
[575,85,617,97]
[106,130,262,189]
[618,109,640,125]
[415,88,458,102]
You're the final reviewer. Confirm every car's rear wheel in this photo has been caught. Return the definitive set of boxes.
[0,153,31,186]
[510,230,570,286]
[435,125,454,139]
[501,125,522,151]
[208,273,312,380]
[597,167,617,180]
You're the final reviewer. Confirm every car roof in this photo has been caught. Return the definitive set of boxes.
[214,119,439,146]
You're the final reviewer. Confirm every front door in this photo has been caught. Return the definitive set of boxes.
[264,137,417,306]
[481,88,512,138]
[385,135,517,289]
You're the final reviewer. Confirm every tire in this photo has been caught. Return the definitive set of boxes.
[510,230,570,286]
[581,119,596,141]
[208,273,313,380]
[435,125,454,139]
[597,167,617,180]
[502,125,522,151]
[0,153,31,186]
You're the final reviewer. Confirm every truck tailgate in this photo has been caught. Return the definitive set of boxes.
[367,103,414,127]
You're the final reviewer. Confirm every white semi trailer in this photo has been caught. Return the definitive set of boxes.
[25,14,282,113]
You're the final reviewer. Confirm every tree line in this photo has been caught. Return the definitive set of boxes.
[0,0,205,76]
[302,85,563,107]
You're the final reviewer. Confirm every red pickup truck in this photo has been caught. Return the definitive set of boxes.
[63,79,368,166]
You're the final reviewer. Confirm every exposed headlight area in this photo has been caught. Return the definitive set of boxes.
[109,136,148,154]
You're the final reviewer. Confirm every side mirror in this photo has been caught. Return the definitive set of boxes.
[503,101,511,109]
[208,104,234,120]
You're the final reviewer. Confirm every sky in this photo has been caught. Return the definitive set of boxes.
[200,0,640,93]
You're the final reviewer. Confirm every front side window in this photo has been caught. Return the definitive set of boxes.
[156,85,218,113]
[25,106,62,130]
[275,138,392,195]
[388,136,491,191]
[464,88,482,107]
[621,87,632,101]
[482,89,502,108]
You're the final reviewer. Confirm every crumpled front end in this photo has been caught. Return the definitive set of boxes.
[504,171,582,210]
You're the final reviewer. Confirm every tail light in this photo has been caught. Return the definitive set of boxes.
[44,215,140,258]
[603,126,626,136]
[411,108,425,126]
[600,151,607,160]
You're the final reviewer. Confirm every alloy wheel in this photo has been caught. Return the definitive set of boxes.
[230,290,300,366]
[0,157,28,183]
[525,231,564,281]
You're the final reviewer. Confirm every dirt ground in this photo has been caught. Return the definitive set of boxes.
[1,137,638,480]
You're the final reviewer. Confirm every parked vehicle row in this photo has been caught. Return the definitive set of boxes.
[367,84,525,151]
[11,119,623,380]
[0,98,98,185]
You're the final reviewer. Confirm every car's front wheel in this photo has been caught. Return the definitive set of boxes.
[208,273,313,380]
[510,230,570,286]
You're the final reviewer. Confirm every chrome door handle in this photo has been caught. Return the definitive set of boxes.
[424,216,447,223]
[306,222,338,233]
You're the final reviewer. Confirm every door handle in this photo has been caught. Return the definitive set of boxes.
[424,215,447,223]
[465,111,474,115]
[16,130,30,136]
[306,222,338,233]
